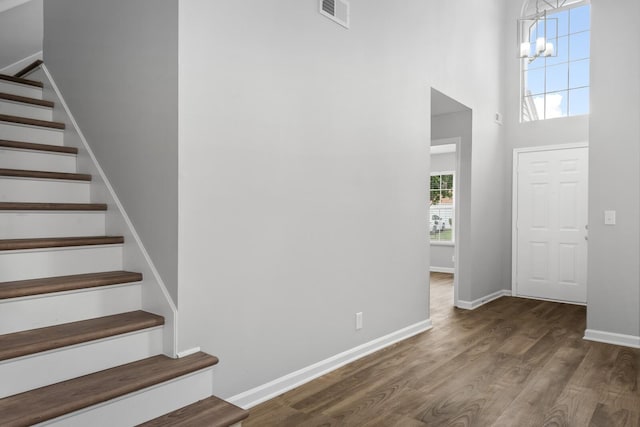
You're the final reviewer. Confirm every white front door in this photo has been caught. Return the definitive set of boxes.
[514,146,588,303]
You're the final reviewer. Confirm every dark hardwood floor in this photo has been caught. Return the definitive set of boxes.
[246,273,640,426]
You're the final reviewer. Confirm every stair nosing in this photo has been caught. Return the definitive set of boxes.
[0,139,77,154]
[0,271,142,300]
[0,73,43,88]
[137,396,250,427]
[0,92,54,108]
[0,202,105,211]
[14,59,44,78]
[0,236,124,251]
[0,113,65,130]
[0,310,164,362]
[0,352,218,426]
[0,168,91,181]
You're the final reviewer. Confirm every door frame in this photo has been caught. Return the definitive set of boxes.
[430,137,461,308]
[511,142,589,301]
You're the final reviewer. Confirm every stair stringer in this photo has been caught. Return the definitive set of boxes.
[31,65,178,357]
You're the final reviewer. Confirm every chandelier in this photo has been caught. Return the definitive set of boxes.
[517,0,573,62]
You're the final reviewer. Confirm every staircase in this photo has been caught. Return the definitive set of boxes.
[0,62,248,426]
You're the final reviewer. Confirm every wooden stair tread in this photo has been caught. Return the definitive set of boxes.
[14,59,43,78]
[0,202,105,211]
[0,114,65,130]
[0,73,43,88]
[0,310,163,361]
[0,168,91,181]
[0,139,77,154]
[0,271,142,300]
[139,396,249,427]
[0,92,53,108]
[0,236,124,251]
[0,352,218,427]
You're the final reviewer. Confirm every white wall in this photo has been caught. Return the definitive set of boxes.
[179,0,506,398]
[586,0,640,339]
[43,0,180,304]
[430,151,456,271]
[0,0,42,70]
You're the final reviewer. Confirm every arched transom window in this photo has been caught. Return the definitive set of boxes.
[518,0,591,121]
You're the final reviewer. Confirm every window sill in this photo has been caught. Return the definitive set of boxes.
[430,241,455,247]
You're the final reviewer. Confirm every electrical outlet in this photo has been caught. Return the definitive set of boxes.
[355,312,363,330]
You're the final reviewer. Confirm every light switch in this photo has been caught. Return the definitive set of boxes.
[604,210,616,225]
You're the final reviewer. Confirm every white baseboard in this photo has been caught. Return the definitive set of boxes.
[584,329,640,349]
[457,290,511,310]
[177,347,201,358]
[228,319,433,409]
[0,51,42,75]
[430,267,454,274]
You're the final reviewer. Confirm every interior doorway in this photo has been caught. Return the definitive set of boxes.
[430,88,472,318]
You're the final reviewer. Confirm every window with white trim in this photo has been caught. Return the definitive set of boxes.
[429,173,454,243]
[521,3,591,121]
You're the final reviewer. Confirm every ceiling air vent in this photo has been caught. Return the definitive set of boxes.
[320,0,350,29]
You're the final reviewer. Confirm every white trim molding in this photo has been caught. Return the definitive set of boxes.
[0,0,32,14]
[228,319,433,409]
[430,267,454,274]
[457,290,511,310]
[0,51,42,76]
[177,347,201,358]
[584,329,640,349]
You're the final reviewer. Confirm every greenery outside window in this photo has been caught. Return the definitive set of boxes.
[430,173,454,243]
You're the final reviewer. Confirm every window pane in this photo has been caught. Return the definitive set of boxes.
[429,205,453,242]
[570,5,590,34]
[553,10,569,37]
[545,36,568,67]
[527,56,545,71]
[524,67,545,95]
[568,87,589,116]
[545,91,568,119]
[569,59,589,89]
[522,94,541,121]
[430,190,441,206]
[569,31,590,61]
[430,175,440,190]
[546,62,569,93]
[442,174,453,190]
[546,16,558,40]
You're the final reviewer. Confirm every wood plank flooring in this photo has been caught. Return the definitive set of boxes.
[246,273,640,426]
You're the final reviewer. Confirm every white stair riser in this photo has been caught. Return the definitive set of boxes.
[0,326,161,398]
[0,81,42,99]
[0,245,123,281]
[0,282,141,334]
[0,149,76,173]
[0,212,105,239]
[0,100,53,121]
[0,123,64,146]
[0,178,90,203]
[40,369,214,427]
